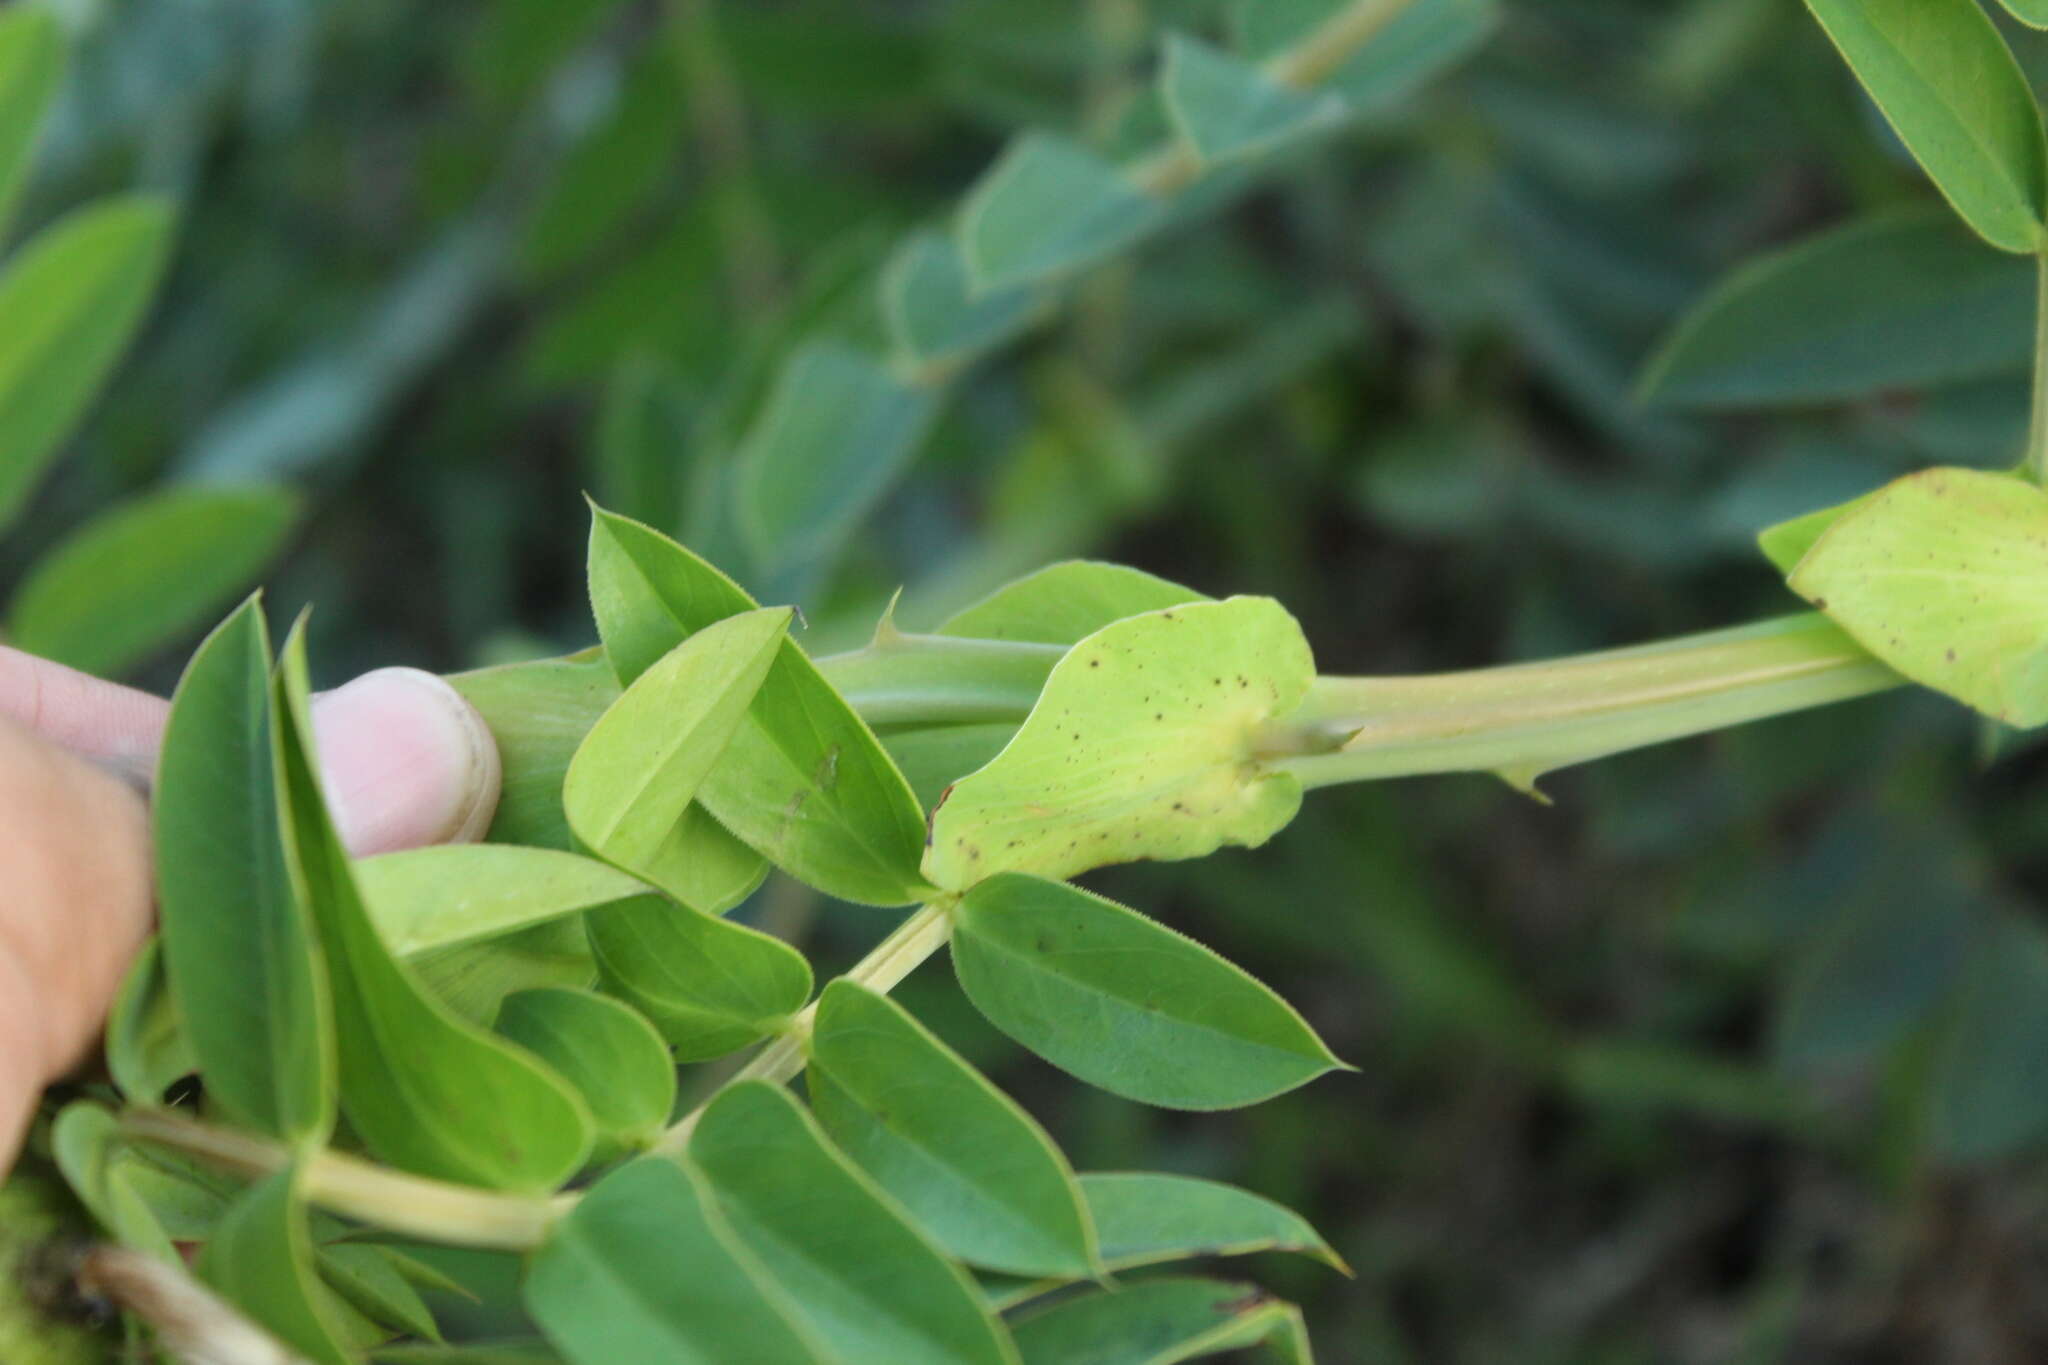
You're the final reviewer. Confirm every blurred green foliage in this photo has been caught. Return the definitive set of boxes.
[15,0,2048,1359]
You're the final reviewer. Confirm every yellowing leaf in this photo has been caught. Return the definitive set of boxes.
[924,597,1313,889]
[1790,466,2048,726]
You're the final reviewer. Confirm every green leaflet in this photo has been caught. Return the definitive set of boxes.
[320,1242,442,1345]
[1931,916,2048,1161]
[411,920,598,1027]
[883,230,1047,372]
[357,845,650,958]
[154,598,334,1142]
[1789,467,2048,726]
[957,132,1171,294]
[520,40,685,285]
[273,622,595,1191]
[587,507,930,905]
[199,1168,356,1365]
[495,988,676,1157]
[103,939,195,1104]
[52,1103,179,1262]
[808,981,1097,1279]
[590,352,689,528]
[882,723,1017,812]
[587,894,812,1060]
[924,597,1312,889]
[1079,1174,1344,1273]
[0,5,60,236]
[1008,1276,1311,1365]
[736,342,940,568]
[1997,0,2048,27]
[455,653,767,909]
[1637,208,2034,408]
[690,1083,1019,1365]
[565,607,790,900]
[1758,493,1872,575]
[935,561,1209,644]
[1160,33,1342,167]
[450,651,620,847]
[951,874,1347,1111]
[526,1159,827,1365]
[0,196,175,533]
[1803,0,2048,254]
[9,485,300,676]
[984,1172,1343,1310]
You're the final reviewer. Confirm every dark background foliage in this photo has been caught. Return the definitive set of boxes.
[14,0,2048,1359]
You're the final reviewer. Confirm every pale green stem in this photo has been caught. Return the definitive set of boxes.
[122,1110,560,1251]
[2029,249,2048,485]
[650,901,956,1155]
[816,631,1064,728]
[1262,0,1413,90]
[1263,613,1902,789]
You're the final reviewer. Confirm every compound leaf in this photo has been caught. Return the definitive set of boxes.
[587,507,929,905]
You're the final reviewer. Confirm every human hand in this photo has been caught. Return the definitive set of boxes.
[0,646,502,1174]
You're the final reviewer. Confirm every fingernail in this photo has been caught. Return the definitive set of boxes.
[310,668,502,855]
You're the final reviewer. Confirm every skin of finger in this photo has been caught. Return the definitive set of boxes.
[0,645,166,779]
[0,719,153,1174]
[0,649,501,852]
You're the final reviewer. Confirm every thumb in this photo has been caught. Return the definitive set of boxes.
[0,647,503,858]
[307,667,502,855]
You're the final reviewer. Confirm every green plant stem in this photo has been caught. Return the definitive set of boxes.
[121,1110,560,1251]
[1262,612,1901,789]
[818,629,1064,727]
[2029,249,2048,485]
[650,901,956,1155]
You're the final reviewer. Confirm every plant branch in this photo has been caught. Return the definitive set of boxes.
[651,900,956,1155]
[1261,612,1901,789]
[121,1110,561,1252]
